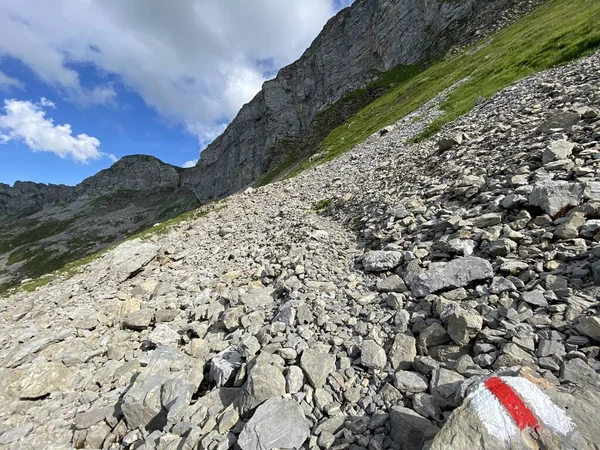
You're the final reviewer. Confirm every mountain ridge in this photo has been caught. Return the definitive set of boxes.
[180,0,543,203]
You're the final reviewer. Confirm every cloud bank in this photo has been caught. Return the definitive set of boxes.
[0,98,114,163]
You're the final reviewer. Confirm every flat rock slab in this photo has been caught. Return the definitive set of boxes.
[430,375,600,450]
[19,361,75,399]
[238,398,310,450]
[411,257,493,297]
[90,240,160,284]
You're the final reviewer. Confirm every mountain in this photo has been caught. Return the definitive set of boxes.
[180,0,542,203]
[0,0,541,291]
[1,42,599,449]
[0,155,199,290]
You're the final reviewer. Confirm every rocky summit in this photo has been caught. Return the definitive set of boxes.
[1,31,600,449]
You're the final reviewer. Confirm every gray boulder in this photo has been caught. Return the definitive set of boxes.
[390,333,417,370]
[238,398,310,450]
[19,361,75,399]
[361,340,387,370]
[390,406,440,450]
[447,309,483,346]
[209,347,243,387]
[430,375,600,450]
[301,348,335,388]
[363,251,403,272]
[240,363,286,413]
[411,257,493,297]
[576,316,600,342]
[529,181,583,217]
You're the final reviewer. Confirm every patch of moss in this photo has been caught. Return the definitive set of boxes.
[314,198,333,213]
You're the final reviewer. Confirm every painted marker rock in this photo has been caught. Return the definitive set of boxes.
[430,374,600,450]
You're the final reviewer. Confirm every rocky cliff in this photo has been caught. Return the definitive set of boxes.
[181,0,540,202]
[0,181,71,216]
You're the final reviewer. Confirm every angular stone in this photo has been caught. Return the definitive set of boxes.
[529,181,583,217]
[521,290,548,307]
[576,316,600,342]
[376,274,408,292]
[543,140,575,164]
[536,110,580,134]
[0,424,33,445]
[363,251,403,272]
[390,333,417,370]
[537,339,565,358]
[209,347,243,387]
[554,212,586,239]
[121,348,197,431]
[102,240,160,283]
[2,330,72,368]
[412,393,441,420]
[75,407,112,430]
[240,363,286,413]
[561,358,600,388]
[419,323,451,349]
[389,406,439,450]
[146,324,180,347]
[361,340,387,370]
[19,361,75,399]
[430,368,464,409]
[411,257,493,297]
[394,370,429,393]
[447,309,483,346]
[472,213,503,228]
[162,378,196,423]
[285,366,305,394]
[123,309,154,330]
[300,348,335,388]
[438,133,463,152]
[238,398,310,450]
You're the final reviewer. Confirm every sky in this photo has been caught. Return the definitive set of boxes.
[0,0,354,187]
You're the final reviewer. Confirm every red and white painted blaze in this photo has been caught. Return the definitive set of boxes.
[469,376,575,442]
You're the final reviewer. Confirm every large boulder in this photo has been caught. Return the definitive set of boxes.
[411,257,493,297]
[390,406,440,450]
[363,251,403,272]
[528,181,583,217]
[430,374,600,450]
[238,398,310,450]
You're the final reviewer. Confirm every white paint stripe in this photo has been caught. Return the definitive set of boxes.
[502,376,575,435]
[469,383,520,442]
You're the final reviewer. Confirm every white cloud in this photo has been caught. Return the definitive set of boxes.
[0,0,339,148]
[39,97,55,108]
[182,159,198,168]
[0,70,23,91]
[0,98,112,163]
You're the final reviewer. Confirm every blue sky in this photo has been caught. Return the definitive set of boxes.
[0,0,354,187]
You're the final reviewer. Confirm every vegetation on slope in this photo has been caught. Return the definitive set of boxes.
[287,0,600,173]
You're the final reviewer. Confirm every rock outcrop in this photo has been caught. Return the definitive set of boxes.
[181,0,542,203]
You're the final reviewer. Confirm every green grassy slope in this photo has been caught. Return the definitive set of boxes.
[287,0,600,174]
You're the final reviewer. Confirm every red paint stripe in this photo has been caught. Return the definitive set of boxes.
[485,377,540,432]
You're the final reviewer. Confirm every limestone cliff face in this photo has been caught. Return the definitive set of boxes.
[181,0,523,202]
